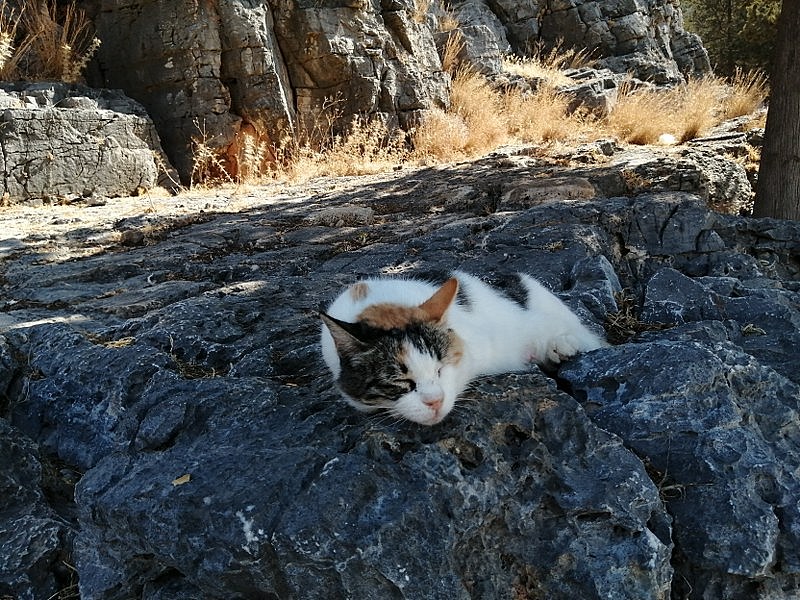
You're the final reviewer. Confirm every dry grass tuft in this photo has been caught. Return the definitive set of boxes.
[269,116,410,182]
[502,83,579,143]
[672,76,721,142]
[722,68,768,119]
[448,66,509,153]
[605,77,723,144]
[440,29,464,74]
[502,41,593,87]
[411,108,469,160]
[0,0,100,83]
[605,70,767,145]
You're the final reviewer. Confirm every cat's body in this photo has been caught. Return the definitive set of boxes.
[320,272,607,425]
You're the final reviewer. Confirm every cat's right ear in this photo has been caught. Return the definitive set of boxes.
[419,277,459,323]
[320,313,368,354]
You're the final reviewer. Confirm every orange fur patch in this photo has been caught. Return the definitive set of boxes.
[349,282,370,301]
[444,331,464,365]
[357,303,429,329]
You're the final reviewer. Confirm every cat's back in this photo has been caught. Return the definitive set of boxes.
[325,277,440,321]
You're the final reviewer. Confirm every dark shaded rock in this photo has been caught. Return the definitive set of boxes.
[1,152,799,599]
[0,419,71,600]
[560,341,800,599]
[73,372,671,599]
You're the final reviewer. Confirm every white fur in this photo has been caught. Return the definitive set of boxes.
[321,272,608,425]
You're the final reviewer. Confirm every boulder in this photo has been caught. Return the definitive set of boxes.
[456,0,711,83]
[0,83,176,203]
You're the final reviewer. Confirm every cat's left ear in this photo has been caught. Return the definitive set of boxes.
[320,313,369,354]
[419,277,459,323]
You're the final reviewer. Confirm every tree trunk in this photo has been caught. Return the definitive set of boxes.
[753,0,800,220]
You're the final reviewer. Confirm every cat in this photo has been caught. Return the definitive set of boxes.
[320,271,607,426]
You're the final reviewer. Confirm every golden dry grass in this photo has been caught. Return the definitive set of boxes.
[604,70,767,145]
[502,42,593,87]
[187,43,768,185]
[722,68,768,119]
[501,83,580,143]
[0,0,100,83]
[604,77,721,144]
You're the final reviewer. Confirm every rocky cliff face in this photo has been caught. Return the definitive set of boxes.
[89,0,709,181]
[1,141,798,599]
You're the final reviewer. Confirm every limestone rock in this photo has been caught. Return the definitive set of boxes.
[0,83,175,203]
[454,0,711,84]
[92,0,449,181]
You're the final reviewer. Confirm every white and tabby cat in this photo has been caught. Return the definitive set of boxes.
[320,272,607,425]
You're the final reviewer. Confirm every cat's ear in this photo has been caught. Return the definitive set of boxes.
[419,277,459,323]
[320,313,370,354]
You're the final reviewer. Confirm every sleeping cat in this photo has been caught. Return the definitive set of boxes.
[320,272,607,425]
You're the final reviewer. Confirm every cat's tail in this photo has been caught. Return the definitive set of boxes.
[518,273,609,364]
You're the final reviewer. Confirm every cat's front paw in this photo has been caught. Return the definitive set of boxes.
[532,331,607,366]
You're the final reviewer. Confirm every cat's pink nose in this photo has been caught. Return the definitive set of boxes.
[423,395,444,412]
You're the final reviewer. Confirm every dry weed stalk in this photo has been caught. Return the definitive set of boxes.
[190,119,235,187]
[24,0,98,82]
[440,29,464,74]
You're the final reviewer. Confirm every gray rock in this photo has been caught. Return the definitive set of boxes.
[560,340,800,598]
[0,83,176,202]
[72,372,671,599]
[0,419,71,600]
[92,0,449,181]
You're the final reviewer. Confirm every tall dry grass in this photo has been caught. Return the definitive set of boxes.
[0,0,100,83]
[722,68,768,119]
[603,71,767,145]
[188,32,768,185]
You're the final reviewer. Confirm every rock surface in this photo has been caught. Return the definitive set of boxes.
[0,82,175,203]
[0,144,798,599]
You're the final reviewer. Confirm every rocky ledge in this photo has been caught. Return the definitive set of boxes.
[0,142,799,599]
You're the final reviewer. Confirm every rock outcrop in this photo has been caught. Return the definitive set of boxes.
[1,144,798,599]
[0,83,176,203]
[88,0,709,181]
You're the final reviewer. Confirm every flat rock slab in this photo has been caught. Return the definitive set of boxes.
[0,149,799,599]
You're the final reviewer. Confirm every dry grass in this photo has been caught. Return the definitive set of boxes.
[502,83,579,143]
[411,0,431,24]
[0,0,100,83]
[440,29,465,74]
[605,78,718,144]
[282,117,410,180]
[503,41,593,87]
[186,41,767,185]
[604,70,767,145]
[722,68,768,119]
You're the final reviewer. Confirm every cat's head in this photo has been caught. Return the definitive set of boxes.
[321,278,463,425]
